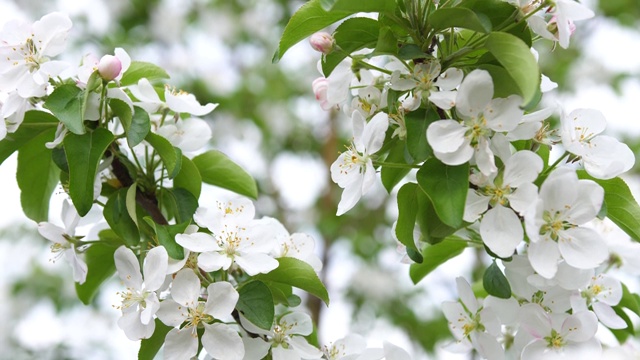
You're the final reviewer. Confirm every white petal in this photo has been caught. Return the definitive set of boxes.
[130,78,162,104]
[434,141,474,166]
[528,239,560,279]
[592,302,627,329]
[170,269,201,306]
[503,150,543,187]
[164,328,198,360]
[114,246,143,289]
[474,138,497,175]
[558,227,607,269]
[428,90,457,110]
[281,312,313,336]
[480,206,523,258]
[143,246,168,291]
[470,331,504,360]
[456,70,493,118]
[242,336,272,360]
[165,90,218,116]
[352,111,366,151]
[484,95,523,132]
[156,299,188,327]
[508,182,539,215]
[114,47,131,80]
[426,120,466,154]
[202,323,245,360]
[383,341,412,360]
[198,251,232,272]
[289,336,323,358]
[118,309,155,340]
[582,136,635,180]
[336,176,364,216]
[235,252,279,276]
[362,112,389,154]
[204,281,238,319]
[38,222,66,244]
[272,346,299,360]
[463,191,490,223]
[436,68,464,91]
[562,310,598,342]
[175,232,219,252]
[519,303,552,339]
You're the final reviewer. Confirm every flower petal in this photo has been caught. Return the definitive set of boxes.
[426,119,467,154]
[558,227,607,269]
[528,239,560,279]
[456,69,493,118]
[164,328,198,360]
[480,205,523,258]
[202,323,245,360]
[204,281,239,319]
[114,246,143,289]
[175,232,219,253]
[143,246,168,291]
[362,111,389,154]
[170,269,201,306]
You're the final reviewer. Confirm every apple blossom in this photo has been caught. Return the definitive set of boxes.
[114,245,168,340]
[330,111,388,215]
[571,273,626,329]
[389,60,462,111]
[156,117,212,152]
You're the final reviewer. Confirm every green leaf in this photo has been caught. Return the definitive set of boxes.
[410,237,467,284]
[17,129,59,222]
[619,283,640,317]
[428,7,491,33]
[237,281,275,330]
[264,282,299,306]
[273,0,351,62]
[416,158,469,228]
[120,61,170,87]
[396,183,421,259]
[174,156,202,200]
[165,188,199,224]
[64,128,114,216]
[321,0,396,12]
[144,218,188,260]
[483,261,511,299]
[126,184,138,227]
[405,107,436,162]
[485,32,540,106]
[254,258,329,305]
[477,64,521,99]
[129,106,151,147]
[322,17,380,76]
[192,150,258,199]
[109,98,132,128]
[75,243,117,305]
[145,132,182,179]
[0,110,58,165]
[138,319,172,360]
[577,172,640,242]
[104,188,140,247]
[416,190,458,244]
[381,139,410,192]
[375,26,398,55]
[44,84,86,135]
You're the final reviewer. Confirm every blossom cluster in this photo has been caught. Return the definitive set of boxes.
[310,0,640,359]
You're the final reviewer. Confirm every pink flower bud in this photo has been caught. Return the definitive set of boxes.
[309,32,335,54]
[98,54,122,81]
[312,77,333,110]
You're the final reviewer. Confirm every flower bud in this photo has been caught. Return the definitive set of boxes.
[312,77,333,111]
[309,32,335,54]
[98,54,122,81]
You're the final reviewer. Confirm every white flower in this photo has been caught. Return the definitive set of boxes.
[560,108,634,179]
[527,0,594,49]
[570,273,626,329]
[525,169,608,279]
[240,311,323,360]
[129,78,218,116]
[330,111,388,215]
[426,69,523,175]
[0,12,72,96]
[519,303,601,360]
[312,59,353,111]
[175,199,279,275]
[114,245,168,340]
[322,334,367,360]
[156,117,212,152]
[269,221,323,272]
[442,277,504,360]
[157,269,244,360]
[464,150,542,257]
[37,200,87,284]
[389,60,462,110]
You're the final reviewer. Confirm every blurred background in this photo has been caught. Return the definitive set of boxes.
[1,0,640,359]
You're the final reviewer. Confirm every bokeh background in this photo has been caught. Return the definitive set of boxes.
[1,0,640,359]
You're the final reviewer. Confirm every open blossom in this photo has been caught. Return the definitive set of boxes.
[525,168,608,279]
[129,78,218,116]
[527,0,594,49]
[389,60,463,111]
[426,69,523,175]
[157,269,244,360]
[37,200,87,284]
[442,277,504,360]
[241,312,323,360]
[330,111,388,215]
[570,273,626,329]
[269,220,323,272]
[464,150,543,257]
[114,245,168,340]
[312,59,353,111]
[560,108,634,179]
[519,303,601,360]
[175,198,279,275]
[156,117,212,152]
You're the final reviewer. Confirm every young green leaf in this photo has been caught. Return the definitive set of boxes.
[405,107,436,162]
[483,261,511,299]
[485,32,540,106]
[322,17,380,76]
[236,281,275,331]
[128,106,151,147]
[143,218,188,260]
[381,139,410,192]
[17,128,60,222]
[163,187,198,225]
[138,319,173,360]
[75,243,118,305]
[396,183,421,259]
[120,61,170,87]
[192,150,258,199]
[416,191,458,244]
[254,257,329,305]
[0,110,58,166]
[104,188,140,247]
[145,132,182,179]
[410,236,467,284]
[416,158,469,228]
[64,128,114,216]
[174,155,202,200]
[577,172,640,242]
[126,184,138,227]
[273,0,350,62]
[428,7,491,33]
[44,84,86,135]
[321,0,396,12]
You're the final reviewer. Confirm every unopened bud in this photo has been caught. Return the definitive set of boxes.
[309,32,335,54]
[312,77,333,110]
[98,54,122,81]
